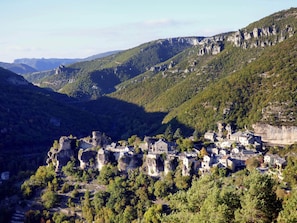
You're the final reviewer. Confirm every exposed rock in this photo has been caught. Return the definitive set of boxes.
[55,65,66,75]
[146,154,164,177]
[78,149,98,169]
[97,148,113,171]
[197,37,225,56]
[92,131,110,147]
[164,155,178,175]
[118,153,142,172]
[47,136,77,172]
[227,24,294,48]
[253,123,297,145]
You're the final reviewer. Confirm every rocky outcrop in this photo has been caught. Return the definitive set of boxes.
[118,153,143,172]
[227,25,294,48]
[47,136,77,172]
[252,123,297,145]
[97,148,113,171]
[46,133,198,177]
[146,154,164,177]
[91,131,111,147]
[78,149,98,170]
[55,65,66,75]
[197,35,227,56]
[164,155,178,175]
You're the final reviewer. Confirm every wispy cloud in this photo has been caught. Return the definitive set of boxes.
[143,18,177,27]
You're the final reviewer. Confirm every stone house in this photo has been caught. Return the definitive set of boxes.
[181,155,200,176]
[230,149,260,168]
[204,132,217,142]
[199,155,215,174]
[264,154,286,170]
[218,156,235,171]
[151,139,176,154]
[139,136,158,151]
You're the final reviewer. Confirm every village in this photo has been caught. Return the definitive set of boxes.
[0,122,289,223]
[45,122,287,180]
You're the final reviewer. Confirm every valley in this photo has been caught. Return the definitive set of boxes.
[1,7,297,223]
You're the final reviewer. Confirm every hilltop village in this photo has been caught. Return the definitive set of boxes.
[46,122,286,178]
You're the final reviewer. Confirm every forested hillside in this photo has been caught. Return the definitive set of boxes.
[0,67,103,149]
[163,33,297,132]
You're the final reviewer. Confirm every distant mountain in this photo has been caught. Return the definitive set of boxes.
[33,37,203,100]
[14,51,121,72]
[0,61,37,74]
[13,58,81,72]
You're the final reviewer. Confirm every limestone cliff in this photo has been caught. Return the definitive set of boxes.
[253,123,297,145]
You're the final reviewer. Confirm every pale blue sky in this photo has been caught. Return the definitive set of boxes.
[0,0,296,62]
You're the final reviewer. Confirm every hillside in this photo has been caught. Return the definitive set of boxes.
[0,67,104,149]
[14,7,297,145]
[32,37,203,100]
[110,8,297,139]
[0,62,37,74]
[164,33,297,131]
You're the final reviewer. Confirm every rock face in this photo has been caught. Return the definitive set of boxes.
[195,23,295,57]
[78,149,98,170]
[91,131,110,147]
[47,136,77,172]
[253,123,297,145]
[97,148,113,171]
[118,153,142,172]
[197,35,227,56]
[227,25,294,48]
[146,154,164,177]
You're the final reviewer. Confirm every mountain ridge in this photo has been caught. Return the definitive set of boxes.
[10,50,122,73]
[2,7,297,146]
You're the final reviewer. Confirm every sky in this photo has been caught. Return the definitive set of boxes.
[0,0,296,62]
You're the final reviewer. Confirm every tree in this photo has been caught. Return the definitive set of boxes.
[176,138,194,152]
[277,190,297,223]
[282,156,297,188]
[154,180,170,198]
[174,168,190,190]
[164,125,173,141]
[41,189,58,209]
[245,157,260,171]
[82,190,94,223]
[143,204,163,223]
[94,207,115,223]
[92,191,109,213]
[98,164,119,185]
[62,159,76,177]
[199,147,209,158]
[192,129,200,142]
[235,171,281,223]
[173,128,183,139]
[52,213,67,223]
[128,135,141,146]
[122,205,136,223]
[192,186,230,223]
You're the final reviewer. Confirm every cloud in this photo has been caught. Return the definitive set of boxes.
[143,18,177,27]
